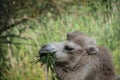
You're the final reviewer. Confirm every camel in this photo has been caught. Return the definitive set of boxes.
[39,31,120,80]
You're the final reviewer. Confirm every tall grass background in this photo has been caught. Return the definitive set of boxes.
[0,1,120,80]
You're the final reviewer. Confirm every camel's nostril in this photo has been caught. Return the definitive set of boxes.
[41,45,48,49]
[39,45,50,54]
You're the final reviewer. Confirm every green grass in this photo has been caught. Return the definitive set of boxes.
[1,2,120,80]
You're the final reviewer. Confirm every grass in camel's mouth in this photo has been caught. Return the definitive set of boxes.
[33,52,59,80]
[39,52,56,71]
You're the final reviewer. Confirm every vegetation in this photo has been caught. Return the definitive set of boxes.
[0,0,120,80]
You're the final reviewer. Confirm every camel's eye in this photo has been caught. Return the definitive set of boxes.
[64,45,74,51]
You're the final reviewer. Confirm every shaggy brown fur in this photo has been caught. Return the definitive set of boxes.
[54,31,118,80]
[39,31,119,80]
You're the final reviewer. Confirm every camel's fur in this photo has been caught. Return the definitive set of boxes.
[55,31,118,80]
[40,31,119,80]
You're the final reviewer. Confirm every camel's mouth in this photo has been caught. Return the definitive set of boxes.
[39,46,55,58]
[39,44,57,54]
[38,44,57,68]
[39,43,58,58]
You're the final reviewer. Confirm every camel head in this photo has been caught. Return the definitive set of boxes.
[39,31,99,69]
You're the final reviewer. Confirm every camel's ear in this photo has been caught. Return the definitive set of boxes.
[86,45,99,55]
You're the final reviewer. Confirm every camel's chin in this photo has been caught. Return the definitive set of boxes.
[55,61,67,65]
[55,60,66,64]
[55,58,69,63]
[55,60,70,67]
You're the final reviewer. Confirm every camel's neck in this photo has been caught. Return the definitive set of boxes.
[54,55,116,80]
[55,64,115,80]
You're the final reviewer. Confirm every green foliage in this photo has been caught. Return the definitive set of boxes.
[38,52,55,71]
[0,0,120,80]
[36,52,57,80]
